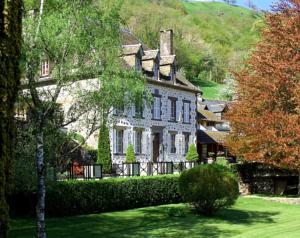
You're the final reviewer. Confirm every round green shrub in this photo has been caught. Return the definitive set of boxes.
[178,164,239,216]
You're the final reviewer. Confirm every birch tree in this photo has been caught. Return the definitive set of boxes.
[22,1,148,237]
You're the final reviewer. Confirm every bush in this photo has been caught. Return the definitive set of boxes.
[216,157,229,167]
[125,144,136,163]
[178,164,239,216]
[97,123,112,173]
[10,175,181,217]
[185,144,198,161]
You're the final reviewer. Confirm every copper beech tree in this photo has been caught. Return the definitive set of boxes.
[226,0,300,187]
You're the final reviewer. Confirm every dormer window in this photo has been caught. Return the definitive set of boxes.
[41,60,49,77]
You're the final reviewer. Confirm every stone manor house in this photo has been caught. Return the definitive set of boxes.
[20,29,205,164]
[111,29,201,163]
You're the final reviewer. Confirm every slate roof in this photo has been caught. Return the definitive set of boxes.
[198,130,228,144]
[202,99,228,113]
[142,50,159,60]
[120,29,200,93]
[197,109,221,122]
[122,44,142,55]
[160,55,176,66]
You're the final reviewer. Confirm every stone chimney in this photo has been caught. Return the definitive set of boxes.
[160,29,173,56]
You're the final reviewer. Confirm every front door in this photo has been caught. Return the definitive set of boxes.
[152,133,160,162]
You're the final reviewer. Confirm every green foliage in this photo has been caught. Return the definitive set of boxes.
[216,157,229,167]
[125,144,136,163]
[68,132,85,145]
[10,175,181,217]
[178,164,239,216]
[185,144,198,162]
[97,123,111,173]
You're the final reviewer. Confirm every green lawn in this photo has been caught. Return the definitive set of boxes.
[199,79,225,100]
[10,197,300,238]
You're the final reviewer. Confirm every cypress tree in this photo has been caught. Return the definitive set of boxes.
[185,144,199,162]
[125,144,136,163]
[97,122,112,174]
[0,1,22,237]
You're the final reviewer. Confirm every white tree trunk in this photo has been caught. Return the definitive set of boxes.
[36,128,46,238]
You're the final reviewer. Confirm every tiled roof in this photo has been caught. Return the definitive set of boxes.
[198,130,228,144]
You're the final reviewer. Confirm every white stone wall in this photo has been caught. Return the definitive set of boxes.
[110,82,197,163]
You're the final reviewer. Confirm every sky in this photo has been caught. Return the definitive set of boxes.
[188,0,279,10]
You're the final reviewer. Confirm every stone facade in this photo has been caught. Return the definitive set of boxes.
[110,83,197,163]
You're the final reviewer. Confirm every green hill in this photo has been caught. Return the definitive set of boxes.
[122,0,263,99]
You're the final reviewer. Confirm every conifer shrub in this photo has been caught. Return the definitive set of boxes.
[125,144,136,163]
[178,164,239,216]
[185,144,198,161]
[97,123,111,173]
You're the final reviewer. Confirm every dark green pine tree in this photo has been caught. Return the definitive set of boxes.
[97,122,112,174]
[0,1,22,237]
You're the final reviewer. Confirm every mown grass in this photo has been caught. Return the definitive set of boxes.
[10,197,300,238]
[198,79,225,100]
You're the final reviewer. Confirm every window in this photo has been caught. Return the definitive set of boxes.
[183,102,190,123]
[116,129,124,154]
[135,102,143,118]
[41,60,49,77]
[153,96,161,120]
[202,144,207,158]
[170,99,176,122]
[184,133,190,154]
[114,104,124,116]
[135,130,142,154]
[170,134,176,154]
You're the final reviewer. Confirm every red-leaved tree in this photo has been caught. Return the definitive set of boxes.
[226,0,300,191]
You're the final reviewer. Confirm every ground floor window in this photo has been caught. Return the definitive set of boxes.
[202,144,207,158]
[116,129,124,154]
[170,133,176,154]
[184,133,190,154]
[135,130,142,154]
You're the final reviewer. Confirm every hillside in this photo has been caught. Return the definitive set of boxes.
[122,0,263,99]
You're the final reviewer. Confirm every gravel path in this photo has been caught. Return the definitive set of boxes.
[245,195,300,205]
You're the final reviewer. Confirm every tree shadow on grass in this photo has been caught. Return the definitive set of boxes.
[10,205,279,238]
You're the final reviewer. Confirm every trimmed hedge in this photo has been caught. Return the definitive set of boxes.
[11,175,181,217]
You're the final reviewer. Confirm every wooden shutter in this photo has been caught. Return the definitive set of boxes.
[123,129,129,154]
[167,99,171,121]
[113,129,117,153]
[175,134,180,155]
[142,130,147,154]
[176,101,181,122]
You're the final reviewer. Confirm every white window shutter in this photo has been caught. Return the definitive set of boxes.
[124,129,129,154]
[167,99,171,121]
[133,130,136,153]
[175,134,180,154]
[167,133,171,153]
[189,134,193,147]
[142,130,147,154]
[113,129,117,153]
[176,101,180,122]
